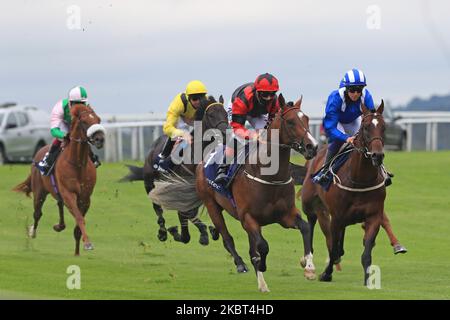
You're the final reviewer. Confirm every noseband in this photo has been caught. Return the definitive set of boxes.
[70,108,99,145]
[357,112,385,157]
[276,106,310,152]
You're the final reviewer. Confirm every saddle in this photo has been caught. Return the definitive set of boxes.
[311,145,353,191]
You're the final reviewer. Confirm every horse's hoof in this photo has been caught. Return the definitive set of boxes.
[259,286,270,293]
[158,230,167,242]
[209,226,220,241]
[335,263,342,272]
[53,224,66,232]
[319,272,332,282]
[304,269,317,280]
[168,226,178,235]
[84,243,94,250]
[28,225,36,238]
[199,235,209,246]
[181,236,191,244]
[394,244,407,254]
[300,256,307,268]
[237,264,249,273]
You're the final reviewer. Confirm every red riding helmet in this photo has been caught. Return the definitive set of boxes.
[254,73,279,92]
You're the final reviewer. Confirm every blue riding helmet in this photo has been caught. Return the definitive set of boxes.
[339,68,367,88]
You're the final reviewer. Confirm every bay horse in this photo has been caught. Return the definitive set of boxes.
[13,104,106,255]
[121,95,228,245]
[196,95,319,292]
[301,101,392,284]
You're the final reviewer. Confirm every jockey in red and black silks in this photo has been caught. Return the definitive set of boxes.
[227,73,280,140]
[214,73,280,184]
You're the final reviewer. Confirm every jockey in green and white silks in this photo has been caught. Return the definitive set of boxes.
[37,86,101,175]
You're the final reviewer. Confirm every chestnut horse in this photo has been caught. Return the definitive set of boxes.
[13,104,106,255]
[301,101,392,284]
[196,95,319,292]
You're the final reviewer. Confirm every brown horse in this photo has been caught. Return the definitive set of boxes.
[301,101,392,284]
[13,104,106,255]
[196,95,319,292]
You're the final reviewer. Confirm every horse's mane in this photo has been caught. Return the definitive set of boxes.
[70,103,90,118]
[194,95,217,121]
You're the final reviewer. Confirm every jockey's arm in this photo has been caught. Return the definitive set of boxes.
[230,99,258,140]
[50,101,67,139]
[323,96,348,143]
[163,94,186,139]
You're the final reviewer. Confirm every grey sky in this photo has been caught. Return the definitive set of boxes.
[1,0,449,117]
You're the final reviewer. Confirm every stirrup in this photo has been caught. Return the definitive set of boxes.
[214,173,228,184]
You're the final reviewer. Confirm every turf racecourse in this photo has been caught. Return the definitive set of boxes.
[1,152,449,300]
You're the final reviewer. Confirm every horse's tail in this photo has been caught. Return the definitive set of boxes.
[120,165,144,182]
[13,174,32,197]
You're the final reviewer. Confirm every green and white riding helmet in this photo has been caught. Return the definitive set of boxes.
[68,86,89,105]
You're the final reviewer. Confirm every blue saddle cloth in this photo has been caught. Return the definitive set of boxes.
[311,151,351,191]
[203,145,243,206]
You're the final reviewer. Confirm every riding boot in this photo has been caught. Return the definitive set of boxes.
[214,163,230,184]
[89,149,101,168]
[313,141,342,184]
[153,136,175,173]
[38,143,60,176]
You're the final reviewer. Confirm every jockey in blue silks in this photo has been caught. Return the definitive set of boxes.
[314,68,392,185]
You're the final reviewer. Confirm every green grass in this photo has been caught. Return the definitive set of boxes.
[1,152,450,299]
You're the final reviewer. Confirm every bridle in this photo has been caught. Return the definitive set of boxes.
[269,106,311,153]
[203,102,229,132]
[69,107,99,145]
[355,112,385,158]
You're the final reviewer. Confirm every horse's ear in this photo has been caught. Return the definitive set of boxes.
[377,99,384,114]
[219,95,224,104]
[361,101,370,115]
[278,93,286,109]
[294,95,303,110]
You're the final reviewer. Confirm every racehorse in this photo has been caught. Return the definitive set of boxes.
[301,101,392,284]
[196,95,319,292]
[13,104,106,255]
[121,95,229,245]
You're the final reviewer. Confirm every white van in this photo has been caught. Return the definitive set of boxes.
[0,103,52,164]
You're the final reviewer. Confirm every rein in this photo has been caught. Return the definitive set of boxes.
[242,105,306,186]
[329,112,387,192]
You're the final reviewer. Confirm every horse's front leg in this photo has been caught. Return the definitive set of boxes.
[62,192,92,255]
[242,213,270,293]
[362,215,381,286]
[280,209,316,280]
[152,203,167,242]
[320,218,343,282]
[187,208,209,246]
[168,212,191,244]
[53,199,66,232]
[206,200,248,273]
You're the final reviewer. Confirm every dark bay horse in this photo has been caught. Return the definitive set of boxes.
[122,95,228,245]
[196,95,319,292]
[301,101,393,284]
[13,104,106,255]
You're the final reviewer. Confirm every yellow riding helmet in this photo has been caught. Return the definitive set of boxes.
[186,80,207,96]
